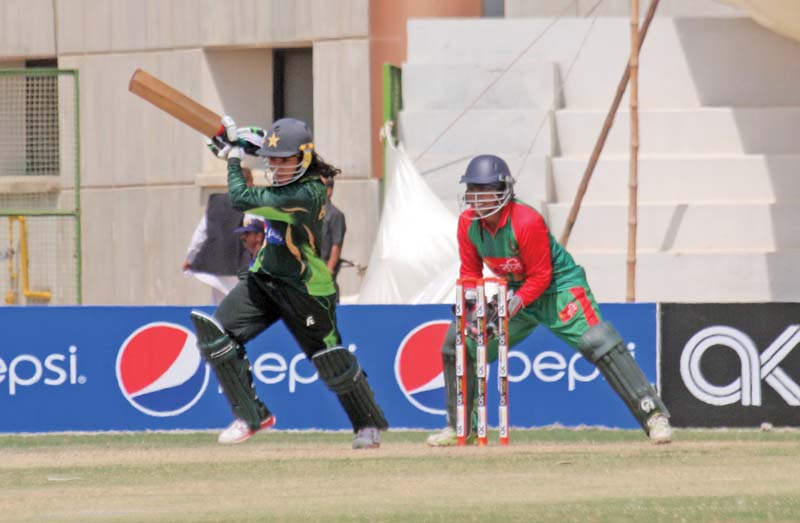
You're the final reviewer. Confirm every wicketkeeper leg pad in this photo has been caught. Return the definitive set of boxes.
[312,346,389,432]
[190,310,268,430]
[441,327,476,435]
[577,321,670,432]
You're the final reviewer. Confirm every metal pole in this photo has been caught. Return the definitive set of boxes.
[627,0,640,302]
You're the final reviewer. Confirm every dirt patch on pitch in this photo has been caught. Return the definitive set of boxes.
[0,438,789,469]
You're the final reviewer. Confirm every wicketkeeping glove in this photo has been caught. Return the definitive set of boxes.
[484,296,500,339]
[507,293,524,318]
[452,292,502,342]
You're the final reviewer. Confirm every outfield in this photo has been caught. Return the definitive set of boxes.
[2,428,799,522]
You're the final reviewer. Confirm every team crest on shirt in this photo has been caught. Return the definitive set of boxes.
[264,220,285,245]
[484,256,524,276]
[507,240,520,257]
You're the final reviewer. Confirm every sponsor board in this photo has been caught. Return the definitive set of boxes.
[0,304,655,432]
[660,303,800,427]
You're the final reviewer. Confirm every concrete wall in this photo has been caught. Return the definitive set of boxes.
[0,0,377,305]
[313,39,372,178]
[54,0,369,53]
[0,0,55,59]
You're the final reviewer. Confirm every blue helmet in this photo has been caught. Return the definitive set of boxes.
[459,154,514,219]
[459,154,513,185]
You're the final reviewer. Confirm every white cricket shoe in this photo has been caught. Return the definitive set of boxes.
[218,414,276,445]
[647,413,672,445]
[352,427,381,449]
[426,427,476,447]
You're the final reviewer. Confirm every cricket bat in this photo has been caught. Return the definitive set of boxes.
[128,68,223,137]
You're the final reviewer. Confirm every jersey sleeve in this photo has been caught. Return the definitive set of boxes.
[514,209,552,306]
[227,158,305,215]
[457,213,483,279]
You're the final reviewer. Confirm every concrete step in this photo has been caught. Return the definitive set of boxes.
[408,18,588,66]
[555,108,800,156]
[551,155,800,204]
[399,109,553,158]
[543,202,800,251]
[401,62,558,111]
[407,18,800,109]
[571,250,800,303]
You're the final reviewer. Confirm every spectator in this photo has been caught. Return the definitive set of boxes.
[234,214,266,266]
[320,175,346,299]
[183,168,254,304]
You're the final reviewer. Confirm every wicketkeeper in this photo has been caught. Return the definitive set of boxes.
[426,154,672,446]
[191,117,388,448]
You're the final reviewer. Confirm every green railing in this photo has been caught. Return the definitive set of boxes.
[382,63,403,149]
[381,63,403,206]
[0,69,82,304]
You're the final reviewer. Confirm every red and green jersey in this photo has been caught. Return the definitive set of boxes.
[228,158,335,297]
[458,199,587,307]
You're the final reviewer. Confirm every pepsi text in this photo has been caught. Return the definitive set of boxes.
[0,346,82,395]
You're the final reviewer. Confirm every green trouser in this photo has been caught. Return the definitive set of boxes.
[466,285,602,361]
[451,284,668,434]
[443,285,602,433]
[216,272,341,355]
[213,272,387,432]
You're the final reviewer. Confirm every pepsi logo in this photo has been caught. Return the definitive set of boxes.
[116,322,209,417]
[394,320,451,415]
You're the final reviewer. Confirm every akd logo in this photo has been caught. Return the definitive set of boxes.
[680,325,800,406]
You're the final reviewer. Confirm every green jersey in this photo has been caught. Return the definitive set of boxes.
[228,158,335,297]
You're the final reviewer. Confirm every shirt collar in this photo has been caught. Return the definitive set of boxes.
[480,201,513,234]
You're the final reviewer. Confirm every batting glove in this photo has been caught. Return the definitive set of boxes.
[236,127,266,155]
[222,115,238,142]
[206,135,232,158]
[207,123,266,159]
[205,115,237,159]
[228,146,244,160]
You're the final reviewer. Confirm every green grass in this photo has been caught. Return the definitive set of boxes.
[1,428,799,522]
[3,425,795,447]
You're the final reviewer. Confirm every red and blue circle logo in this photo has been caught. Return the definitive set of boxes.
[394,320,451,415]
[116,322,209,417]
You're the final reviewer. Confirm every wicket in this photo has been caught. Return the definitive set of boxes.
[454,277,509,446]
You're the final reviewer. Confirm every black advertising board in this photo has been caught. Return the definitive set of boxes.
[660,303,800,427]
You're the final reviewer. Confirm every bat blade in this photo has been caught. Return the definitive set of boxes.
[128,68,223,137]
